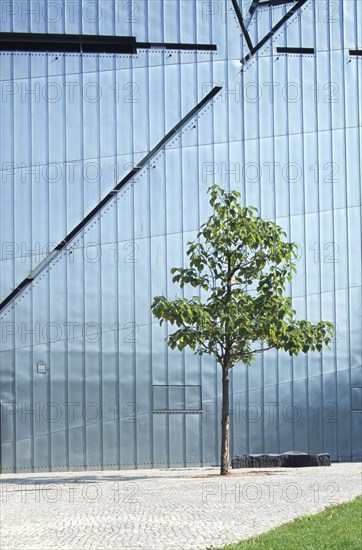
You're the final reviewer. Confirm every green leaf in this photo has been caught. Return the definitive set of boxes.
[151,185,332,369]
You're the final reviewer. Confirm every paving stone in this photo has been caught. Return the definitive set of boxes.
[0,463,361,549]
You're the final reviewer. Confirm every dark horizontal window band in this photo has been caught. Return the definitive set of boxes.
[349,50,362,56]
[137,42,217,52]
[276,46,315,54]
[0,86,222,315]
[0,32,137,53]
[240,0,309,65]
[153,411,202,414]
[259,0,297,6]
[0,33,216,55]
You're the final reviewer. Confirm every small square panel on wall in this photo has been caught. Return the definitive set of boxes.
[36,363,47,374]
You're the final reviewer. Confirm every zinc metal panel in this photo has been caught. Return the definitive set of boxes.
[67,336,85,469]
[242,66,259,142]
[213,62,229,146]
[259,137,276,219]
[351,388,362,411]
[165,147,183,233]
[303,131,319,213]
[304,211,322,297]
[101,329,120,468]
[351,367,362,388]
[244,136,261,209]
[15,344,33,469]
[48,339,68,470]
[316,52,333,134]
[0,442,15,473]
[317,131,334,213]
[201,354,219,464]
[248,388,263,453]
[329,50,345,133]
[33,350,50,470]
[84,256,103,469]
[213,141,229,191]
[149,64,166,147]
[118,330,136,468]
[248,355,263,392]
[277,348,294,386]
[289,139,305,217]
[115,63,135,158]
[331,129,347,211]
[307,372,324,454]
[64,57,83,163]
[345,128,362,209]
[274,135,290,219]
[347,207,362,289]
[99,60,116,179]
[169,413,184,466]
[319,209,335,295]
[132,65,149,155]
[198,81,216,148]
[164,63,181,133]
[278,381,294,453]
[185,413,202,466]
[263,381,279,454]
[335,289,350,370]
[322,372,338,459]
[351,412,362,461]
[334,209,349,290]
[152,413,168,467]
[327,0,343,52]
[0,351,16,457]
[272,56,289,140]
[180,63,199,149]
[336,368,352,461]
[135,324,152,466]
[293,377,309,453]
[48,74,67,246]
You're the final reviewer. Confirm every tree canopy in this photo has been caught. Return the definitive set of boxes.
[151,185,334,475]
[151,185,334,371]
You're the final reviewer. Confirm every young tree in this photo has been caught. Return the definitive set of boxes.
[151,185,334,475]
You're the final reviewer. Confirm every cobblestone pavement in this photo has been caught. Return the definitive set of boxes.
[1,463,361,549]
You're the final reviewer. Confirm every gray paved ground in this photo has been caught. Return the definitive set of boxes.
[1,463,361,549]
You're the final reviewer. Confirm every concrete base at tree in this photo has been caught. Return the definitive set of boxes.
[232,452,331,468]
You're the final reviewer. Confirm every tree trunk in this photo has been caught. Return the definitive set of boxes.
[220,365,230,475]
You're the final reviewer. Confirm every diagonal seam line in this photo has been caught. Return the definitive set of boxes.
[0,86,222,315]
[241,0,309,64]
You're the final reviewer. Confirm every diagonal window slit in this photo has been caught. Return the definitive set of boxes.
[231,0,254,52]
[0,86,222,315]
[240,0,309,65]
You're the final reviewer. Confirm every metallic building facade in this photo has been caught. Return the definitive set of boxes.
[0,0,361,472]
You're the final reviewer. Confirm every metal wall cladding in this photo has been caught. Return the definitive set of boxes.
[0,0,361,472]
